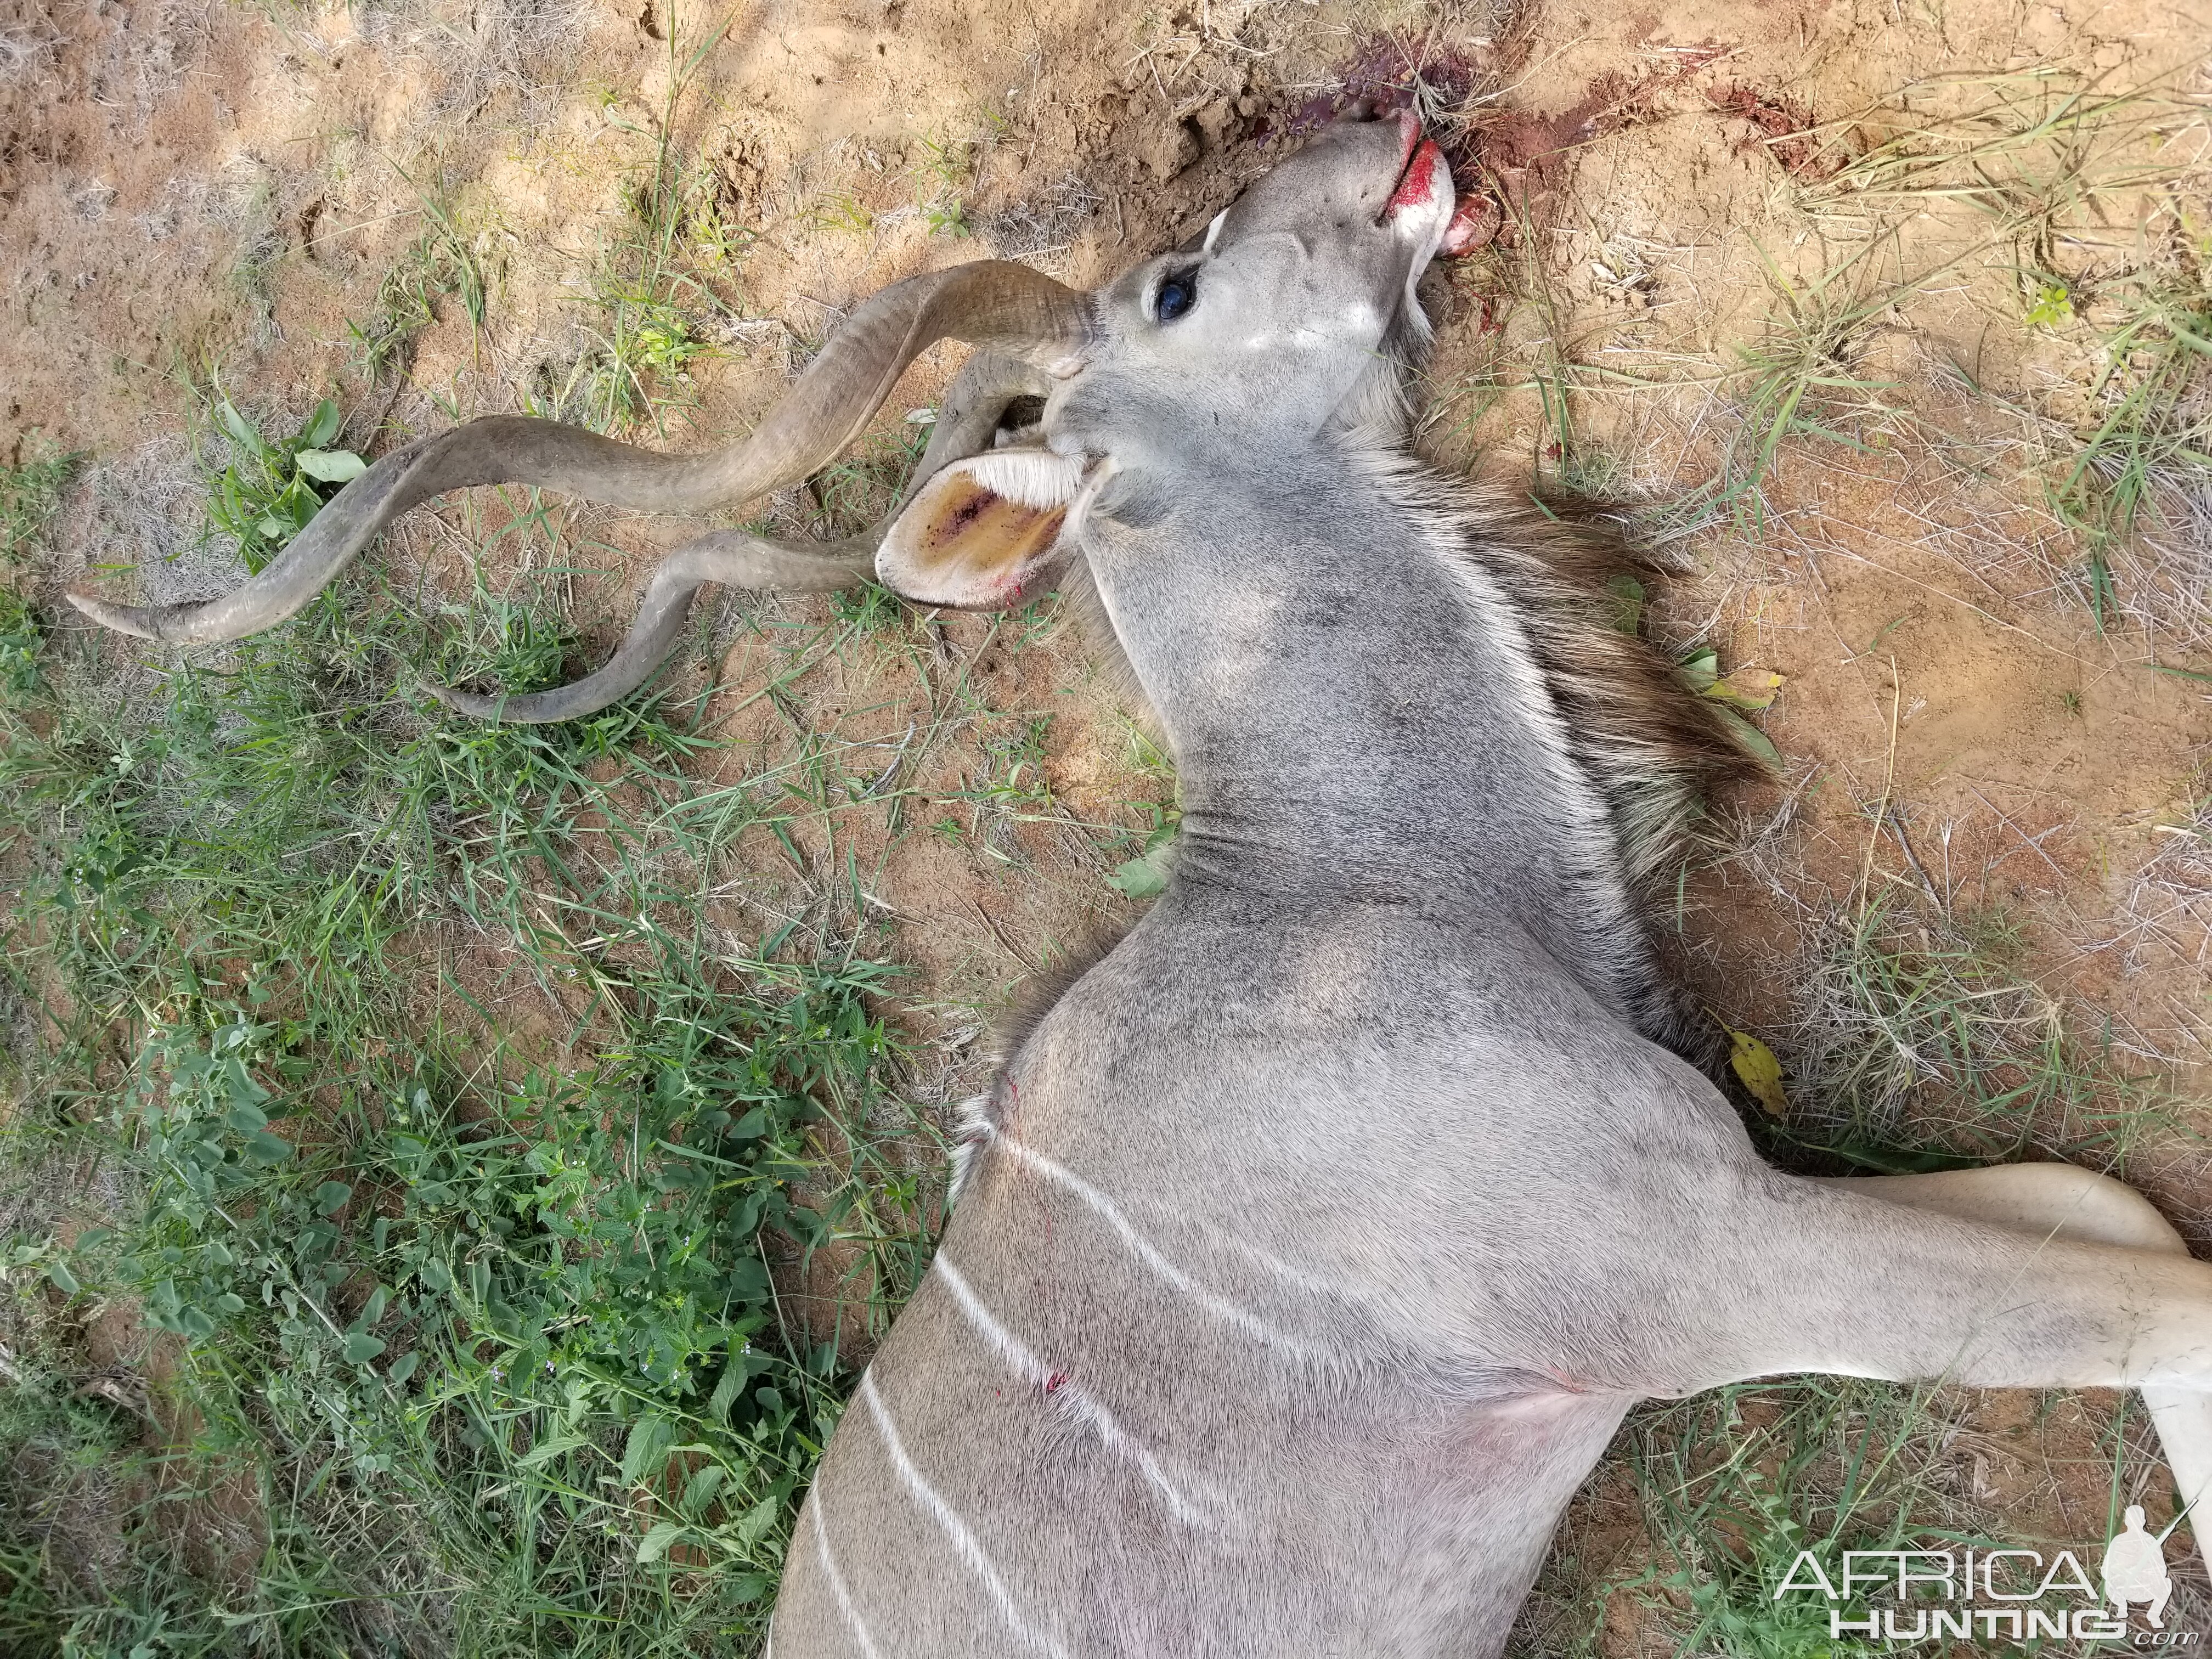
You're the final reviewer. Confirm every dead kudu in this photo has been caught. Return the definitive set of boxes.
[74,114,2212,1656]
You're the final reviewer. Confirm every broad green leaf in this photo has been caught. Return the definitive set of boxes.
[245,1131,294,1165]
[1106,852,1169,900]
[218,1054,269,1108]
[621,1413,676,1486]
[303,398,342,447]
[637,1521,688,1564]
[47,1259,78,1295]
[725,1258,770,1300]
[217,398,269,458]
[295,448,368,484]
[1677,645,1720,693]
[1712,705,1782,770]
[341,1332,386,1364]
[2024,281,2074,329]
[682,1462,729,1517]
[708,1355,747,1423]
[518,1433,592,1468]
[313,1181,352,1216]
[733,1494,780,1546]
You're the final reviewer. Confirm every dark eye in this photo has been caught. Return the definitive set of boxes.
[1155,270,1198,323]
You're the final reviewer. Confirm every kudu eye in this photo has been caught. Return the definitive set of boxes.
[1154,269,1198,323]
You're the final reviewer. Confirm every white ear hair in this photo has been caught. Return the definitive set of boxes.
[1203,210,1227,254]
[962,448,1087,511]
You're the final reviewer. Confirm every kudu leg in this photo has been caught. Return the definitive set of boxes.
[1645,1162,2212,1573]
[1812,1164,2212,1577]
[1643,1169,2185,1383]
[1665,1165,2212,1391]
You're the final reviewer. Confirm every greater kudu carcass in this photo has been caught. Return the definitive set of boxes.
[72,112,2212,1656]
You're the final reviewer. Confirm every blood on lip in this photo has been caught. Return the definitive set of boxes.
[1388,138,1445,212]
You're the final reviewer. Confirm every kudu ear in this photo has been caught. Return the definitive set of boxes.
[876,448,1086,609]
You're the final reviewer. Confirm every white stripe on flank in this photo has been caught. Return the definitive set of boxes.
[933,1256,1211,1527]
[1203,1220,1345,1297]
[976,1120,1321,1357]
[860,1373,1068,1657]
[809,1493,888,1659]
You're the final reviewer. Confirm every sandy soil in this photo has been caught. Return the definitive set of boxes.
[7,0,2212,1646]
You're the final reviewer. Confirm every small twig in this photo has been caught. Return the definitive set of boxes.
[965,895,1042,972]
[1855,655,1901,911]
[1962,783,2074,887]
[1884,807,1943,907]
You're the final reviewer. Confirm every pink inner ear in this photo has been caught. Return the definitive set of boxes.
[877,455,1072,610]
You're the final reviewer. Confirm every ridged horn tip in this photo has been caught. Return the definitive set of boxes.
[65,589,163,641]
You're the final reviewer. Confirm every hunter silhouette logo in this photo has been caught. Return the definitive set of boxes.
[2104,1505,2175,1628]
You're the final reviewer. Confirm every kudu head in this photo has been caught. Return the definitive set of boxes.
[66,114,1474,719]
[877,111,1475,608]
[1082,111,1458,443]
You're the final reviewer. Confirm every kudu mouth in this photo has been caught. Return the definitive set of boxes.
[66,262,1091,724]
[1379,111,1432,221]
[1373,109,1491,258]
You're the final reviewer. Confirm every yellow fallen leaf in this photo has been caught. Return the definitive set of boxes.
[1708,668,1784,711]
[1728,1029,1790,1119]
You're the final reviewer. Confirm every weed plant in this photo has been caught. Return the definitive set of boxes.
[0,432,938,1653]
[0,437,78,566]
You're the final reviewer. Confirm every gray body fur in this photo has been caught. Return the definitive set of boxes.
[776,118,2212,1658]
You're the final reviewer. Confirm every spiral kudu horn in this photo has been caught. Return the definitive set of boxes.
[66,261,1090,723]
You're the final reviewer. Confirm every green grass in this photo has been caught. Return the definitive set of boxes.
[1802,71,2212,624]
[1677,241,1921,536]
[1442,68,2210,608]
[346,170,495,385]
[553,15,747,437]
[1525,1377,2163,1659]
[0,336,1165,1647]
[2039,278,2212,592]
[1767,896,2177,1168]
[1434,215,1923,536]
[0,436,79,566]
[911,134,973,239]
[0,420,953,1652]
